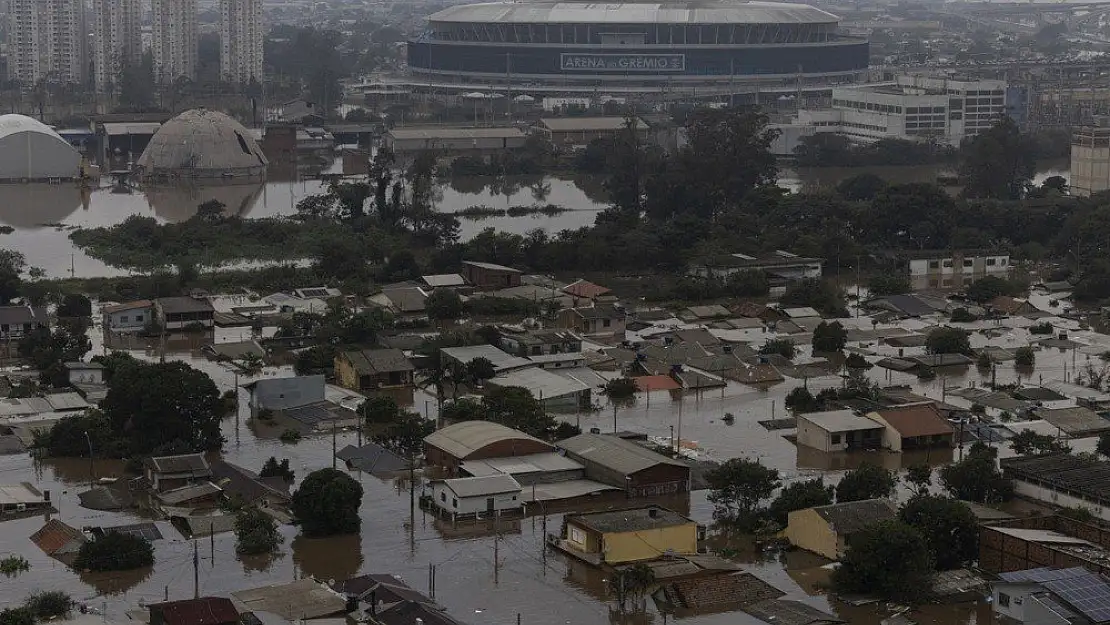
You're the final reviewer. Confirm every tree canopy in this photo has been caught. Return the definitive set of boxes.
[235,506,283,555]
[74,532,154,571]
[925,327,973,356]
[835,463,896,503]
[292,468,364,537]
[898,495,979,570]
[832,520,934,602]
[768,478,834,526]
[939,445,1014,503]
[960,116,1036,200]
[705,458,780,524]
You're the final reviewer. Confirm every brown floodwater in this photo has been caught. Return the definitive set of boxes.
[0,295,1090,625]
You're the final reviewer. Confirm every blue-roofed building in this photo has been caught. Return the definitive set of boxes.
[993,566,1110,624]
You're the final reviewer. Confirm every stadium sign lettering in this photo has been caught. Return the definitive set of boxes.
[559,54,685,72]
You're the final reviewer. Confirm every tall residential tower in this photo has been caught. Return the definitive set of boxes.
[151,0,198,83]
[7,0,87,85]
[93,0,142,92]
[219,0,264,84]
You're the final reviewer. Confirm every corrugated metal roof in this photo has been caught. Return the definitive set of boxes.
[559,432,688,475]
[440,344,532,372]
[429,1,839,25]
[542,116,645,132]
[442,474,522,497]
[424,420,550,459]
[389,127,524,140]
[798,409,882,433]
[488,366,590,400]
[137,109,268,174]
[232,579,348,620]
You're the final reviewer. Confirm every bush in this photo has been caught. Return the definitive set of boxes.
[0,608,34,625]
[279,429,302,444]
[74,532,154,571]
[867,274,910,296]
[235,506,283,555]
[1029,322,1054,335]
[0,555,29,577]
[1015,346,1035,367]
[926,327,972,355]
[759,338,797,359]
[845,353,872,369]
[24,592,71,619]
[950,307,977,323]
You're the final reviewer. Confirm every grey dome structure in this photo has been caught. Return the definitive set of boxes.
[137,109,268,181]
[0,114,82,181]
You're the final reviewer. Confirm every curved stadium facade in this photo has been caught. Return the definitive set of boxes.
[406,0,870,94]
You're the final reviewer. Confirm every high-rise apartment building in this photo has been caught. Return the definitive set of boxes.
[219,0,263,84]
[151,0,198,83]
[92,0,142,92]
[7,0,87,85]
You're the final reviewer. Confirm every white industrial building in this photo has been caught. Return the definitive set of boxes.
[0,115,83,181]
[775,75,1009,154]
[429,474,523,519]
[7,0,87,85]
[151,0,198,83]
[1071,122,1110,197]
[92,0,142,93]
[219,0,264,84]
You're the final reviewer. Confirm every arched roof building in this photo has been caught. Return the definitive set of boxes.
[0,114,82,181]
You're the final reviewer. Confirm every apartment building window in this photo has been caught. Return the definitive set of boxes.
[943,260,953,268]
[963,259,973,268]
[928,261,940,269]
[986,258,996,266]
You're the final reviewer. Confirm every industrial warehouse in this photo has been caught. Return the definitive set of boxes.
[404,0,870,96]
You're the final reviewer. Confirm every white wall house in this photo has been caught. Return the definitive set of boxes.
[908,253,1010,290]
[102,300,154,333]
[430,475,523,518]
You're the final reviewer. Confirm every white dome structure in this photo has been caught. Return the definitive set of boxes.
[0,114,82,181]
[137,109,268,180]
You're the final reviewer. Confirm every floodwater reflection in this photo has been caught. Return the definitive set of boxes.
[291,533,363,581]
[144,182,265,221]
[79,565,153,596]
[0,184,88,227]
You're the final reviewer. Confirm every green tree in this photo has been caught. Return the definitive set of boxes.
[100,360,223,454]
[867,274,910,296]
[837,173,888,201]
[904,463,932,497]
[602,376,638,401]
[705,458,781,522]
[1010,429,1069,455]
[960,116,1036,200]
[939,446,1014,503]
[925,327,973,356]
[1098,432,1110,459]
[836,463,896,503]
[481,386,555,438]
[832,520,934,602]
[609,563,656,612]
[785,387,819,414]
[361,396,403,425]
[117,53,156,112]
[440,398,486,423]
[899,495,978,570]
[768,478,834,526]
[18,324,92,387]
[812,321,848,353]
[426,289,464,321]
[950,307,977,323]
[74,532,154,571]
[24,591,71,619]
[1014,346,1036,368]
[759,338,797,359]
[780,278,848,317]
[467,357,496,384]
[0,608,34,625]
[56,294,92,318]
[235,506,283,555]
[292,468,364,537]
[259,456,295,483]
[967,275,1018,303]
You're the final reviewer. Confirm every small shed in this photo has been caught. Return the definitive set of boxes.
[429,474,523,518]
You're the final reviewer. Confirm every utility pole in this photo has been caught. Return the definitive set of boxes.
[332,420,337,470]
[234,372,240,447]
[193,539,199,599]
[494,514,500,585]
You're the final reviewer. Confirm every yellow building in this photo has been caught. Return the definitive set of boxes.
[561,505,698,565]
[783,499,896,561]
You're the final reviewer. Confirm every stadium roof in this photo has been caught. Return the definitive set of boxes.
[428,1,839,25]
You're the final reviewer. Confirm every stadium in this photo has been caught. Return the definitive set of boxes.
[405,0,870,96]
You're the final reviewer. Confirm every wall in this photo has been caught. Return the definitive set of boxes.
[566,521,601,555]
[425,438,554,474]
[979,516,1110,575]
[796,420,834,453]
[335,353,359,391]
[1012,478,1110,522]
[629,464,690,497]
[992,582,1040,623]
[430,483,521,516]
[784,508,839,560]
[602,524,698,564]
[105,307,152,332]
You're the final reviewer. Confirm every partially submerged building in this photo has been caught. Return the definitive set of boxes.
[558,433,690,497]
[424,420,553,474]
[556,505,698,565]
[783,499,897,560]
[137,109,268,181]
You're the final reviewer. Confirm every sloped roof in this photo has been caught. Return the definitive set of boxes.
[559,433,688,475]
[137,109,268,174]
[30,519,87,558]
[743,599,844,625]
[810,499,897,535]
[342,348,415,375]
[563,279,611,299]
[661,571,782,611]
[144,453,211,474]
[231,579,347,620]
[442,474,522,498]
[871,403,954,438]
[424,420,551,459]
[150,598,239,625]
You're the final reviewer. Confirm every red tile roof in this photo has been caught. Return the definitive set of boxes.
[873,403,954,438]
[563,279,611,299]
[151,598,239,625]
[30,519,85,556]
[634,375,682,392]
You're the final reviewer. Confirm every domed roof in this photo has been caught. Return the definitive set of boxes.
[137,109,268,178]
[428,0,839,25]
[0,114,68,143]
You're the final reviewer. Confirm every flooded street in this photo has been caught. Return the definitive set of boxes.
[0,292,1088,625]
[0,161,1069,279]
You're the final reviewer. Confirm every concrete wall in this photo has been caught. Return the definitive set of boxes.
[784,508,839,560]
[430,482,521,516]
[1012,478,1110,522]
[601,524,698,564]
